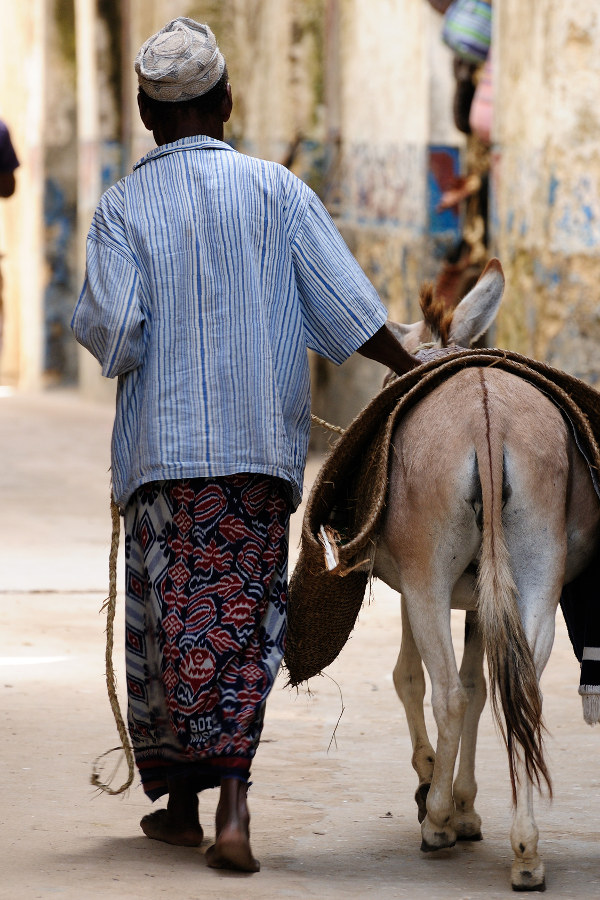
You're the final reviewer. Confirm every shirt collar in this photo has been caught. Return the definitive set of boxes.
[133,135,235,171]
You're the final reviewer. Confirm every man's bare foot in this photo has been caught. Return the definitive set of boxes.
[141,775,203,846]
[140,808,204,846]
[206,777,260,872]
[206,828,260,871]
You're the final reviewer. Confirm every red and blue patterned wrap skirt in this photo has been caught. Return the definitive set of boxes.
[124,474,291,800]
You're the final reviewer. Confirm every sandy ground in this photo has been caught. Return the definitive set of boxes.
[1,388,599,900]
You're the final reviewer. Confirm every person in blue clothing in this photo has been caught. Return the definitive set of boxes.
[0,119,18,199]
[0,118,19,350]
[72,17,418,873]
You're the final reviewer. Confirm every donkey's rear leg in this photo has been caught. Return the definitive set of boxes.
[393,598,436,823]
[452,612,486,841]
[510,586,558,891]
[404,590,468,852]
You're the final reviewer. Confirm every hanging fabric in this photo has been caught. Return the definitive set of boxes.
[442,0,492,64]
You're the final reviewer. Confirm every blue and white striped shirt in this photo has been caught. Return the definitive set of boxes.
[72,136,387,510]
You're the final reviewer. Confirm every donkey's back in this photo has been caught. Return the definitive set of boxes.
[377,364,599,606]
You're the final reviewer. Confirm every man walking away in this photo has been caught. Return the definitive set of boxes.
[72,17,418,874]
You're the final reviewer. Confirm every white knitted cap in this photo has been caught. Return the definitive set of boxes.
[135,18,226,102]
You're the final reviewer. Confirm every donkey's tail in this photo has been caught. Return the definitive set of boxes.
[475,395,552,803]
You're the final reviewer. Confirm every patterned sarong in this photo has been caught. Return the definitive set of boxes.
[124,475,291,800]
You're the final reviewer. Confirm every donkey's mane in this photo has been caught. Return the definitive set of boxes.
[419,283,454,346]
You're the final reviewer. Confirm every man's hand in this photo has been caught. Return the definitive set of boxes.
[356,324,419,377]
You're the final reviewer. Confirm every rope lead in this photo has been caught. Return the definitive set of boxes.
[91,492,135,795]
[310,413,345,436]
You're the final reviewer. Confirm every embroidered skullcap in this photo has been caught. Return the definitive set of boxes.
[135,18,226,102]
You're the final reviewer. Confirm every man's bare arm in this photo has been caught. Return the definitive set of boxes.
[356,323,419,376]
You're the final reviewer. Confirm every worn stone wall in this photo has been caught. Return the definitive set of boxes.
[1,0,461,400]
[44,0,78,383]
[128,0,326,171]
[336,0,428,319]
[1,0,127,389]
[75,0,128,401]
[493,0,600,384]
[309,0,462,438]
[0,0,46,389]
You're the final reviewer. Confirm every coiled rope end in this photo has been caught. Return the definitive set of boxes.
[91,491,135,796]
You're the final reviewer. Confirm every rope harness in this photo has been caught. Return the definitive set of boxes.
[310,413,345,435]
[309,353,439,438]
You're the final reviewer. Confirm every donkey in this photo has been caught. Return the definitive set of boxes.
[372,259,600,891]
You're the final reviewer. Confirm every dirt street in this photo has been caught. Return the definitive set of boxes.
[1,389,599,900]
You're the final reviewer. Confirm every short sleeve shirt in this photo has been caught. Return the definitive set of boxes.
[72,136,387,509]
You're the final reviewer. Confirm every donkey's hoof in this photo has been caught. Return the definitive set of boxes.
[512,880,546,893]
[457,830,482,842]
[511,860,546,892]
[415,783,430,824]
[420,816,456,852]
[420,834,457,853]
[453,809,482,842]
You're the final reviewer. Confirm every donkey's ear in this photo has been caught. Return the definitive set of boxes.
[387,321,413,342]
[448,258,505,347]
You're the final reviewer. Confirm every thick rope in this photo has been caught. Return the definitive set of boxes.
[311,413,345,435]
[90,493,135,795]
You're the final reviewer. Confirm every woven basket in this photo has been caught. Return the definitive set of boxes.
[286,557,370,687]
[284,348,600,687]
